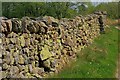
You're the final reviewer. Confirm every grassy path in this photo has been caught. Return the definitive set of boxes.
[50,26,119,78]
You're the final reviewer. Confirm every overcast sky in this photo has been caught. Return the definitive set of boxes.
[91,0,113,2]
[1,0,118,2]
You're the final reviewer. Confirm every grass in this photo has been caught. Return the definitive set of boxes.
[50,26,119,78]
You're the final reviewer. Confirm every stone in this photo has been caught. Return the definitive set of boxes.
[0,39,2,44]
[3,63,9,70]
[21,17,31,33]
[40,45,53,60]
[34,40,39,45]
[42,16,59,27]
[67,51,73,56]
[25,38,30,46]
[32,73,42,78]
[62,49,67,55]
[30,38,34,45]
[12,50,19,57]
[1,71,7,79]
[5,38,9,44]
[24,33,29,38]
[37,68,44,75]
[18,55,25,64]
[35,61,39,67]
[14,56,19,65]
[10,38,16,44]
[17,71,26,78]
[33,21,40,33]
[9,66,19,76]
[3,57,11,65]
[0,66,2,71]
[17,65,24,72]
[32,67,44,75]
[55,49,61,55]
[0,33,2,38]
[7,32,18,38]
[10,55,14,65]
[1,20,7,32]
[0,52,2,58]
[39,21,47,27]
[28,64,33,73]
[31,61,36,68]
[50,59,57,68]
[5,19,12,32]
[24,65,29,72]
[26,72,33,78]
[0,12,106,78]
[24,60,28,65]
[23,48,29,54]
[35,55,39,60]
[16,37,20,46]
[19,35,25,47]
[40,27,47,34]
[43,59,50,68]
[11,18,22,33]
[7,44,14,51]
[27,22,37,33]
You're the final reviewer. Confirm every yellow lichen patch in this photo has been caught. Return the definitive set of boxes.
[40,45,53,60]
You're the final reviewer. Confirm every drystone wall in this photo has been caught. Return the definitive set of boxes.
[0,11,107,79]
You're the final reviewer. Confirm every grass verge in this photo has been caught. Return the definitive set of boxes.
[50,26,119,78]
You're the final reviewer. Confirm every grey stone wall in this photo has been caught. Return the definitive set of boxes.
[0,11,107,78]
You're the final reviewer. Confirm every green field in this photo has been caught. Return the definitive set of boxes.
[50,26,119,78]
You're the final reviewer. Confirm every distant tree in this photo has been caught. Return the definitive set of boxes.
[3,2,118,19]
[95,2,118,19]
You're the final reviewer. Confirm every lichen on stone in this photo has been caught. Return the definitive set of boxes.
[40,45,53,60]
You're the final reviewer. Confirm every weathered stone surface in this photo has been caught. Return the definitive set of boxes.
[1,11,107,78]
[25,38,30,47]
[9,66,19,76]
[43,60,51,68]
[11,18,22,33]
[40,45,53,60]
[1,71,7,79]
[28,64,33,73]
[43,16,59,26]
[19,35,25,47]
[32,73,42,78]
[39,21,47,27]
[7,32,18,38]
[23,48,29,54]
[17,71,26,78]
[10,38,16,44]
[0,39,2,44]
[10,55,14,65]
[3,63,9,70]
[4,19,12,32]
[21,17,31,33]
[27,22,36,33]
[18,55,25,64]
[32,67,44,74]
[24,65,29,72]
[17,65,24,72]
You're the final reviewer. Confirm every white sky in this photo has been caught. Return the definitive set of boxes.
[1,0,119,2]
[91,0,118,2]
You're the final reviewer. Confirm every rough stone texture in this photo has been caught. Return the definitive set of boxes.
[0,11,107,78]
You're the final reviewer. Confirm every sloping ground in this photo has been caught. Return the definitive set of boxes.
[50,26,119,78]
